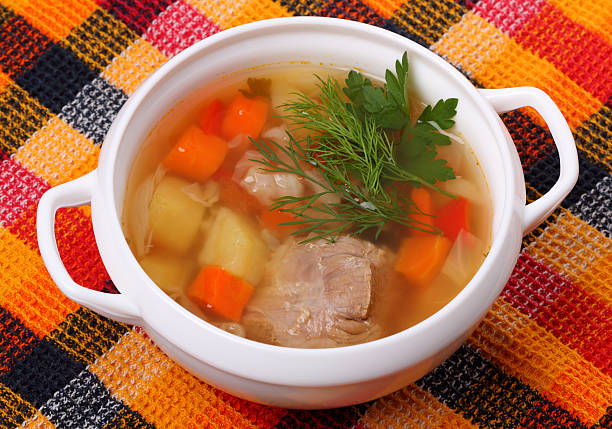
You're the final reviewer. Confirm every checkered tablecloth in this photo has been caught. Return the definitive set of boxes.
[0,0,610,428]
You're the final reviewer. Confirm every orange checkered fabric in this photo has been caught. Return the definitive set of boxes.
[0,0,610,427]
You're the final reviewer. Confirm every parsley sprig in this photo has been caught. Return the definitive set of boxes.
[251,53,458,242]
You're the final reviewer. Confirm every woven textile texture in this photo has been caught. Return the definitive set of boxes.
[0,0,610,427]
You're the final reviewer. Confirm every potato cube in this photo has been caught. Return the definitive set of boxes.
[198,207,268,285]
[139,252,193,298]
[149,176,206,253]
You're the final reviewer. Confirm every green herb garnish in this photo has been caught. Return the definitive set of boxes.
[239,77,272,99]
[252,53,458,242]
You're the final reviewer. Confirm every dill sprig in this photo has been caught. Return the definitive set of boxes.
[250,54,458,242]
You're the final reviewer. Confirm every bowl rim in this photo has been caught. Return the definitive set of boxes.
[95,16,521,387]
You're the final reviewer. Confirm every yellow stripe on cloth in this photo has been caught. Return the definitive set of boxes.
[525,207,612,306]
[0,385,40,428]
[362,0,406,20]
[0,228,78,338]
[391,0,466,47]
[0,84,53,155]
[89,330,172,406]
[469,299,612,425]
[0,72,10,93]
[574,106,612,173]
[20,411,55,428]
[14,117,99,187]
[188,0,292,30]
[48,308,128,367]
[89,328,258,429]
[6,0,98,41]
[360,384,478,428]
[432,12,601,130]
[101,38,168,96]
[548,0,612,45]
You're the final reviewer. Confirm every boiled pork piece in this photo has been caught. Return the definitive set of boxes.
[242,236,386,348]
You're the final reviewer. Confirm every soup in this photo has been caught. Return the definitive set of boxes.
[123,57,491,348]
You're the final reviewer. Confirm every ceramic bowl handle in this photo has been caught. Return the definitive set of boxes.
[479,87,579,235]
[37,171,141,324]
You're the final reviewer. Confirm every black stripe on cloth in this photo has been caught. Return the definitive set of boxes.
[570,175,612,238]
[15,43,98,115]
[103,408,156,429]
[500,109,556,170]
[39,370,125,428]
[59,77,128,145]
[0,337,85,409]
[99,0,174,36]
[319,0,386,25]
[0,307,40,376]
[48,307,128,366]
[274,0,323,17]
[0,383,37,428]
[416,344,587,428]
[0,5,52,79]
[389,0,466,48]
[61,8,138,73]
[274,403,368,429]
[524,148,609,209]
[0,83,53,155]
[591,406,612,429]
[573,104,611,174]
[456,0,480,9]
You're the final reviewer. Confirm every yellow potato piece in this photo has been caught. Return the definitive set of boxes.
[198,206,268,285]
[149,176,206,253]
[139,252,193,298]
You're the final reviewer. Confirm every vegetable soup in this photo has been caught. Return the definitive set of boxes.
[123,56,491,348]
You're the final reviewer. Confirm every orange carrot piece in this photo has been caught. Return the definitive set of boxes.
[260,207,299,237]
[435,197,470,241]
[221,93,268,141]
[212,134,253,179]
[198,99,225,136]
[394,235,452,287]
[187,265,254,322]
[163,126,228,182]
[410,187,435,233]
[217,174,262,214]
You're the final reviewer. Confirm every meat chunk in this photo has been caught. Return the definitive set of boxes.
[242,236,386,348]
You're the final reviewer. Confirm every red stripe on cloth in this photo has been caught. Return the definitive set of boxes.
[213,389,287,429]
[143,0,221,58]
[96,0,173,36]
[504,253,612,376]
[519,397,589,429]
[9,204,113,293]
[54,207,112,292]
[474,0,547,37]
[0,158,49,227]
[516,4,612,103]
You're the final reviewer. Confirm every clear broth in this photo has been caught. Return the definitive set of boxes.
[123,65,492,346]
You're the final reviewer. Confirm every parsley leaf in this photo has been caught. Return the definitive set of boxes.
[397,143,455,184]
[417,98,458,130]
[343,52,410,130]
[239,77,272,99]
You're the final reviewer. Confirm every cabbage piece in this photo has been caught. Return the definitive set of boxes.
[234,150,305,206]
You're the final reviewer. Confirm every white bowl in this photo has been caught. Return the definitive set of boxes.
[37,17,578,409]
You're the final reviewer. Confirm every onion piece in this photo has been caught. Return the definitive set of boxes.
[181,180,220,207]
[440,229,483,287]
[129,166,166,258]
